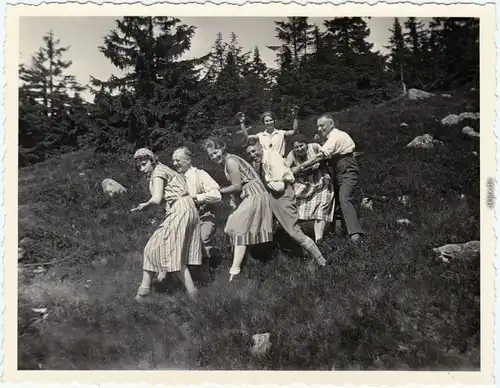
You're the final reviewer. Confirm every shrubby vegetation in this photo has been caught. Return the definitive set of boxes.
[18,17,479,370]
[19,17,479,164]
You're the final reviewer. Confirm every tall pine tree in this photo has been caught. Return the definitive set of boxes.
[19,31,87,165]
[89,17,207,151]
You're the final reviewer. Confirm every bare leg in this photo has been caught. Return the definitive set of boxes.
[314,220,326,242]
[138,270,155,295]
[175,266,198,297]
[135,270,155,301]
[204,246,213,258]
[230,245,247,281]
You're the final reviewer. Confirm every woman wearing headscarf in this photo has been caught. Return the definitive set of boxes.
[131,148,202,301]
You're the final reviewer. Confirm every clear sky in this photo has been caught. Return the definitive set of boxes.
[19,17,428,102]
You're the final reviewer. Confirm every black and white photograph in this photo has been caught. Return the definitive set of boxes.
[8,2,495,383]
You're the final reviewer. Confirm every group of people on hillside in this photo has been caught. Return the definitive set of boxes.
[130,108,364,302]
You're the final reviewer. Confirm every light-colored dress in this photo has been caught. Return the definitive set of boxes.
[223,153,273,246]
[143,163,202,273]
[256,129,287,157]
[286,143,335,222]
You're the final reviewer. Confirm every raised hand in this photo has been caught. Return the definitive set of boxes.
[291,105,299,118]
[236,111,246,123]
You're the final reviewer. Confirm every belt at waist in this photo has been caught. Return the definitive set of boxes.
[329,152,355,164]
[165,193,190,207]
[335,152,354,158]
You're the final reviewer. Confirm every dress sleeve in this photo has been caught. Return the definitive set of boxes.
[151,164,173,184]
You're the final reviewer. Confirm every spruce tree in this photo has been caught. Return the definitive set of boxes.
[89,17,206,151]
[19,31,86,164]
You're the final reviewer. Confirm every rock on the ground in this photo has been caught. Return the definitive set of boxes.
[361,198,373,211]
[462,126,480,138]
[407,88,435,100]
[441,93,452,98]
[441,112,480,126]
[406,134,442,149]
[101,178,127,197]
[433,241,480,263]
[251,333,271,357]
[20,236,36,247]
[18,247,26,262]
[396,218,411,225]
[398,195,410,206]
[18,236,36,262]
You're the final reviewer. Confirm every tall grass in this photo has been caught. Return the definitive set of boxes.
[18,97,480,370]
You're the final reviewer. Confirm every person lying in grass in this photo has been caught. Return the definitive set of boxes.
[203,137,274,282]
[236,106,299,158]
[131,148,201,301]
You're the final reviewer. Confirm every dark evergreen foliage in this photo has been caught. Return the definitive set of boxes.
[19,17,479,165]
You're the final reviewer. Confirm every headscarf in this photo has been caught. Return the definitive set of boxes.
[133,148,155,160]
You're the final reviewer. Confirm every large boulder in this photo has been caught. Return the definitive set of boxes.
[441,112,480,126]
[407,88,435,100]
[406,134,442,149]
[433,241,480,263]
[101,178,127,197]
[462,126,480,138]
[251,333,271,357]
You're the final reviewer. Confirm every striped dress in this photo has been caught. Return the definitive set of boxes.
[287,144,335,222]
[223,153,274,246]
[143,163,202,273]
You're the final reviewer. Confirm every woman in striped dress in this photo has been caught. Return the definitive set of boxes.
[285,134,335,242]
[131,148,202,301]
[202,138,273,282]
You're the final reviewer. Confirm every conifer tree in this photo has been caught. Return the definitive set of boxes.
[89,17,206,151]
[19,31,86,165]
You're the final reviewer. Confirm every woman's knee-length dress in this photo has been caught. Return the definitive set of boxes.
[143,163,202,272]
[223,154,274,246]
[287,143,335,223]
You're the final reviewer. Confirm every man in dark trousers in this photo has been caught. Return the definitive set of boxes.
[292,114,364,243]
[244,137,327,266]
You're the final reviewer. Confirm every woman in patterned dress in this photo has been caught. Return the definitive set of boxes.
[131,148,202,301]
[285,134,335,242]
[202,137,274,282]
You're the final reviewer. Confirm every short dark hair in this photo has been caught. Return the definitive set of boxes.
[202,137,226,152]
[246,136,261,148]
[290,133,308,145]
[260,111,277,123]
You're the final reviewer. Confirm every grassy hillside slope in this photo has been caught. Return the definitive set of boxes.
[18,95,480,370]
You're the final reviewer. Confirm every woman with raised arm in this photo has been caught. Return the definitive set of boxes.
[236,106,299,157]
[285,134,335,243]
[131,148,202,301]
[202,137,273,282]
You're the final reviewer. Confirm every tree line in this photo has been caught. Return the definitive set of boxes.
[19,17,479,166]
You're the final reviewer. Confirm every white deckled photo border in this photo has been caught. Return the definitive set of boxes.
[2,1,497,387]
